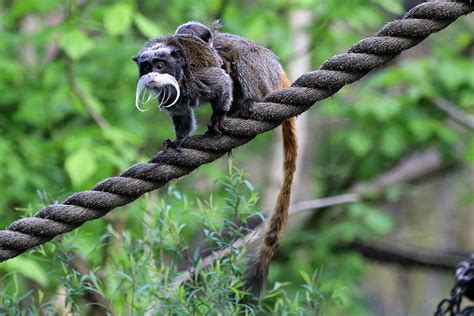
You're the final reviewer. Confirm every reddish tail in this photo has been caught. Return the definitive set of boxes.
[243,71,297,295]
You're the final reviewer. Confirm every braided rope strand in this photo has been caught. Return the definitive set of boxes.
[1,1,472,262]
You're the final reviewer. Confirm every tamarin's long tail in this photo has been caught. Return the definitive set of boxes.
[243,71,297,295]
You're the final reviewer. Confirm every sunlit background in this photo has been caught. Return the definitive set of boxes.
[0,0,473,314]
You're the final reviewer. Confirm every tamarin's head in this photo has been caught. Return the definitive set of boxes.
[175,20,221,45]
[132,38,184,111]
[132,28,223,111]
[176,21,213,43]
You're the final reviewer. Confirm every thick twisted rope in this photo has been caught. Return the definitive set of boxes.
[1,1,472,262]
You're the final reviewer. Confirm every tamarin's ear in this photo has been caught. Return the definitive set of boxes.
[132,55,139,63]
[211,20,222,33]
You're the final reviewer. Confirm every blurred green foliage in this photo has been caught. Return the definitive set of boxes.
[0,0,472,314]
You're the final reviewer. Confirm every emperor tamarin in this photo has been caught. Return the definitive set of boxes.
[133,21,298,296]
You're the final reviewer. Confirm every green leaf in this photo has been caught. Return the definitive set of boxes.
[134,13,161,38]
[65,147,97,187]
[58,30,94,60]
[463,137,474,165]
[435,124,458,144]
[347,131,372,156]
[2,257,49,287]
[459,90,474,108]
[381,126,406,158]
[75,78,106,115]
[300,270,311,285]
[408,117,435,141]
[372,98,401,121]
[5,0,36,20]
[34,0,61,12]
[378,1,403,15]
[437,61,469,90]
[331,286,349,305]
[104,3,133,36]
[364,209,393,235]
[14,93,47,126]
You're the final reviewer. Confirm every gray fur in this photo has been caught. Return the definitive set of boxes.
[175,22,283,119]
[133,22,284,149]
[213,33,281,103]
[134,34,233,148]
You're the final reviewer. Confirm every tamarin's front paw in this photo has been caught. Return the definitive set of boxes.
[206,115,228,135]
[161,139,183,152]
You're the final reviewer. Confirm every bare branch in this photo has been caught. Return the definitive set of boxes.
[171,194,360,287]
[290,194,360,214]
[351,147,449,195]
[342,240,468,271]
[433,96,474,130]
[65,59,111,130]
[147,140,467,313]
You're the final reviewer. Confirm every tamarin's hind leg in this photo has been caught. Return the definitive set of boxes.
[194,67,233,135]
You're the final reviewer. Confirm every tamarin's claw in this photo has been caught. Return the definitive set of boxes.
[161,139,183,152]
[238,100,255,119]
[206,114,228,135]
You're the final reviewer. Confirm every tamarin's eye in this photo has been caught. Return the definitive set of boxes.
[155,62,164,70]
[141,62,151,72]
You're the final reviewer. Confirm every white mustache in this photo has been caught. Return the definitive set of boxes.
[135,73,181,112]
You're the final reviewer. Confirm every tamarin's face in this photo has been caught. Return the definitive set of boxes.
[133,45,183,79]
[133,43,183,110]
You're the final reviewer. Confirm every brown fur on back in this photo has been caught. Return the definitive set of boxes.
[145,35,223,71]
[213,33,281,101]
